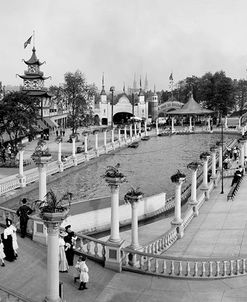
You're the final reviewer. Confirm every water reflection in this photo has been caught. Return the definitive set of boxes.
[25,134,232,202]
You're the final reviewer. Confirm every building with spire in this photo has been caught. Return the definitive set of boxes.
[144,74,148,92]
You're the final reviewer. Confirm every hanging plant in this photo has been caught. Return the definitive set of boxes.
[187,161,201,170]
[104,163,125,179]
[200,151,210,160]
[171,170,186,183]
[124,186,144,204]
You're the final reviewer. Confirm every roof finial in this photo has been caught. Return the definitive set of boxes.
[102,72,105,90]
[123,82,125,93]
[154,84,156,93]
[140,76,142,89]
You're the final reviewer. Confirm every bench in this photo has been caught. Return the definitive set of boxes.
[227,177,243,201]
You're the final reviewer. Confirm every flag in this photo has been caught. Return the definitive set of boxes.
[24,36,32,49]
[169,73,173,81]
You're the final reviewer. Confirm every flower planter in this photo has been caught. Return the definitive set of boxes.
[105,176,126,185]
[124,194,143,203]
[32,155,52,164]
[40,209,69,222]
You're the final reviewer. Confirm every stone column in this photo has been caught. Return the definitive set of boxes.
[239,139,245,172]
[130,125,133,141]
[71,137,77,166]
[38,163,48,201]
[201,155,210,200]
[207,117,211,132]
[134,123,137,137]
[144,121,147,136]
[95,132,99,156]
[210,146,217,187]
[103,130,107,151]
[84,134,88,154]
[124,126,127,142]
[225,116,228,129]
[171,117,175,133]
[57,140,63,172]
[109,184,121,242]
[138,122,141,136]
[189,116,192,132]
[218,145,222,170]
[130,201,140,250]
[171,177,185,238]
[44,222,61,302]
[111,129,115,149]
[245,139,247,158]
[188,164,199,216]
[156,120,159,135]
[18,148,26,188]
[118,128,121,145]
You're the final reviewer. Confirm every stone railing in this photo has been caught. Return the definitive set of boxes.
[0,284,36,302]
[122,248,247,279]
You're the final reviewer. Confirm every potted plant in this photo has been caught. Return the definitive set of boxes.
[200,151,210,160]
[103,163,126,184]
[31,139,52,163]
[55,135,63,143]
[187,161,201,170]
[35,189,72,222]
[171,170,186,183]
[124,186,144,203]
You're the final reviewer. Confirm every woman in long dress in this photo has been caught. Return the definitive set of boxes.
[8,223,18,257]
[2,219,16,262]
[59,231,69,272]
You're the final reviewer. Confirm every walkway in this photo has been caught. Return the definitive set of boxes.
[1,175,247,301]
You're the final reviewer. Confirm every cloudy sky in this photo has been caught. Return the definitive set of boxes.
[1,0,247,91]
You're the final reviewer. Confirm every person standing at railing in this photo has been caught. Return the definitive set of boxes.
[16,198,33,238]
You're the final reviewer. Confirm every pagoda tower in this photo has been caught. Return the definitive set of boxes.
[18,47,51,120]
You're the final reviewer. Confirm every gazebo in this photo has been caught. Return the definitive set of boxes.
[167,91,213,132]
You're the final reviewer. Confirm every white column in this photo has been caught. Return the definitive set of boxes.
[131,202,139,249]
[19,150,24,177]
[45,223,60,302]
[134,123,137,137]
[211,149,217,179]
[240,141,245,168]
[118,128,121,144]
[171,117,175,133]
[173,181,183,224]
[72,137,76,157]
[156,120,159,135]
[111,129,115,149]
[207,117,211,132]
[189,116,192,132]
[57,142,62,163]
[103,131,107,150]
[190,169,197,204]
[95,132,98,150]
[38,164,47,201]
[124,126,127,141]
[202,158,209,189]
[130,125,133,141]
[84,135,88,153]
[109,184,120,242]
[218,146,222,170]
[138,122,141,136]
[225,116,228,129]
[144,121,147,136]
[244,140,247,158]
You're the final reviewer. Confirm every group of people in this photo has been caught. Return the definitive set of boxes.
[56,128,66,137]
[58,224,89,290]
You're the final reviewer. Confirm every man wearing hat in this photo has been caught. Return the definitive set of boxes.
[16,198,33,238]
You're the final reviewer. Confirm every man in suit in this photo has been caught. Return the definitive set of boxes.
[16,198,33,238]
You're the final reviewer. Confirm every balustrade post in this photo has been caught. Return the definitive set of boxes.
[189,116,192,132]
[171,175,185,238]
[56,138,64,172]
[218,145,222,170]
[124,126,127,142]
[239,139,245,174]
[144,121,147,136]
[118,128,121,146]
[18,148,26,188]
[207,117,211,132]
[95,131,99,157]
[134,123,137,137]
[103,130,107,152]
[130,125,133,142]
[138,122,141,136]
[84,134,89,161]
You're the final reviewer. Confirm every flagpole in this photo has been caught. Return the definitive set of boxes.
[33,30,35,48]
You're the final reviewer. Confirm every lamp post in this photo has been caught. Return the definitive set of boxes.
[221,121,224,194]
[110,86,115,127]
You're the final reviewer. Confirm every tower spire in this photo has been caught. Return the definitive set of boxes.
[144,73,148,92]
[100,73,106,95]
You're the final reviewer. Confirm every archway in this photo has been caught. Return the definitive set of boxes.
[113,112,134,124]
[94,115,100,125]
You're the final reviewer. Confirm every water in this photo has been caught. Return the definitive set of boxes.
[22,133,232,203]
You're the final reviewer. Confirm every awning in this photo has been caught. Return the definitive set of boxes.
[44,117,58,129]
[37,119,48,130]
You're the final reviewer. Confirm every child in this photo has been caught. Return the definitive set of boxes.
[78,256,89,290]
[0,238,6,266]
[74,256,82,283]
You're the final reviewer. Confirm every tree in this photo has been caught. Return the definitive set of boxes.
[0,91,39,155]
[63,70,97,134]
[234,79,247,115]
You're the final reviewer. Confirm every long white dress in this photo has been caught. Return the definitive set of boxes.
[79,261,89,283]
[8,225,18,253]
[59,237,69,272]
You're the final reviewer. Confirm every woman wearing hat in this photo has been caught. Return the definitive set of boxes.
[59,231,69,272]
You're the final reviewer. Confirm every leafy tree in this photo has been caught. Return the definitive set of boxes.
[63,70,97,134]
[0,91,39,155]
[233,79,247,115]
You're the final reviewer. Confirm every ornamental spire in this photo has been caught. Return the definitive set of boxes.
[100,72,106,95]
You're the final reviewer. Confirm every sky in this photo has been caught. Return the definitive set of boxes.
[1,0,247,92]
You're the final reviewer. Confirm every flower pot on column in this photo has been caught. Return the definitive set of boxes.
[31,139,52,164]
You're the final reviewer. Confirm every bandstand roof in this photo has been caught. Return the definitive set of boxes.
[168,92,213,115]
